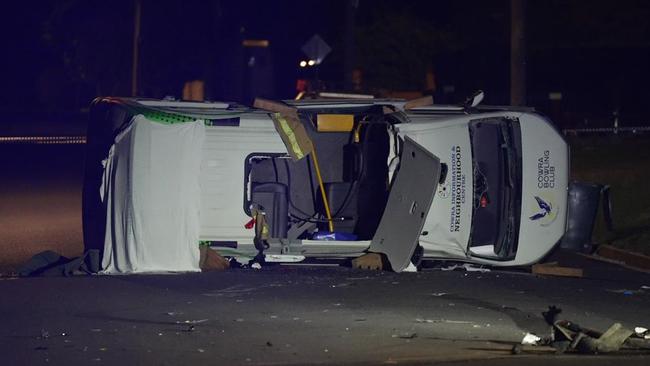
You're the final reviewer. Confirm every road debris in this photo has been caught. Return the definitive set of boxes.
[531,263,583,278]
[402,262,418,272]
[635,327,650,339]
[176,319,209,324]
[441,263,490,273]
[595,245,650,272]
[351,253,385,271]
[527,305,650,354]
[199,246,230,271]
[392,332,417,339]
[521,332,542,345]
[606,288,645,295]
[415,318,434,324]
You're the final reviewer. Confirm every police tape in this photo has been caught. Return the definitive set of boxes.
[0,136,86,144]
[563,126,650,135]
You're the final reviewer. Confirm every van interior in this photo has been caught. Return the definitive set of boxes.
[244,106,398,242]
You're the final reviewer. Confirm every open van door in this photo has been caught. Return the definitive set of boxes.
[369,136,442,272]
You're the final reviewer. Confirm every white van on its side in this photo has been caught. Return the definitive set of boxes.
[83,97,569,272]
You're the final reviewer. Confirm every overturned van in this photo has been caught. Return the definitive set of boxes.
[83,96,569,273]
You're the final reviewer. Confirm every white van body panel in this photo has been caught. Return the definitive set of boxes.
[464,112,569,266]
[92,98,569,267]
[199,117,285,245]
[195,110,569,266]
[396,118,473,260]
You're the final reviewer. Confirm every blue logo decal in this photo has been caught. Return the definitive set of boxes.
[529,196,552,221]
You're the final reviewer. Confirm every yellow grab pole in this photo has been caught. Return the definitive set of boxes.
[310,149,334,232]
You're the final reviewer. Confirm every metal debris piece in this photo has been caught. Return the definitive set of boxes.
[521,333,541,345]
[583,323,634,353]
[542,306,638,354]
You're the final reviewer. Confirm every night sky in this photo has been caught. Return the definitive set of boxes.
[2,0,650,130]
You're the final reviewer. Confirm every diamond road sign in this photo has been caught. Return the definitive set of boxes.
[301,34,331,65]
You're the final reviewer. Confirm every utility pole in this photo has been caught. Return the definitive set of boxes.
[510,0,526,106]
[131,0,142,96]
[343,0,358,91]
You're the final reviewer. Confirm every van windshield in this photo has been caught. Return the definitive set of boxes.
[468,118,522,260]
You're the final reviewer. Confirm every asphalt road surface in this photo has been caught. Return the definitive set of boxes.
[2,143,650,365]
[2,259,650,365]
[0,144,85,270]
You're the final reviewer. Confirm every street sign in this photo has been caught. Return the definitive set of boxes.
[301,34,331,65]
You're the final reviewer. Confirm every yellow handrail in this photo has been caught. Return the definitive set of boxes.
[310,148,334,232]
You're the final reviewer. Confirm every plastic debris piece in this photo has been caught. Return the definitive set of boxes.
[197,348,205,353]
[251,263,262,270]
[521,333,541,345]
[431,292,447,297]
[403,262,418,272]
[634,327,648,335]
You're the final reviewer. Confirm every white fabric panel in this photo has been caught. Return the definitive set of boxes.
[100,115,205,274]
